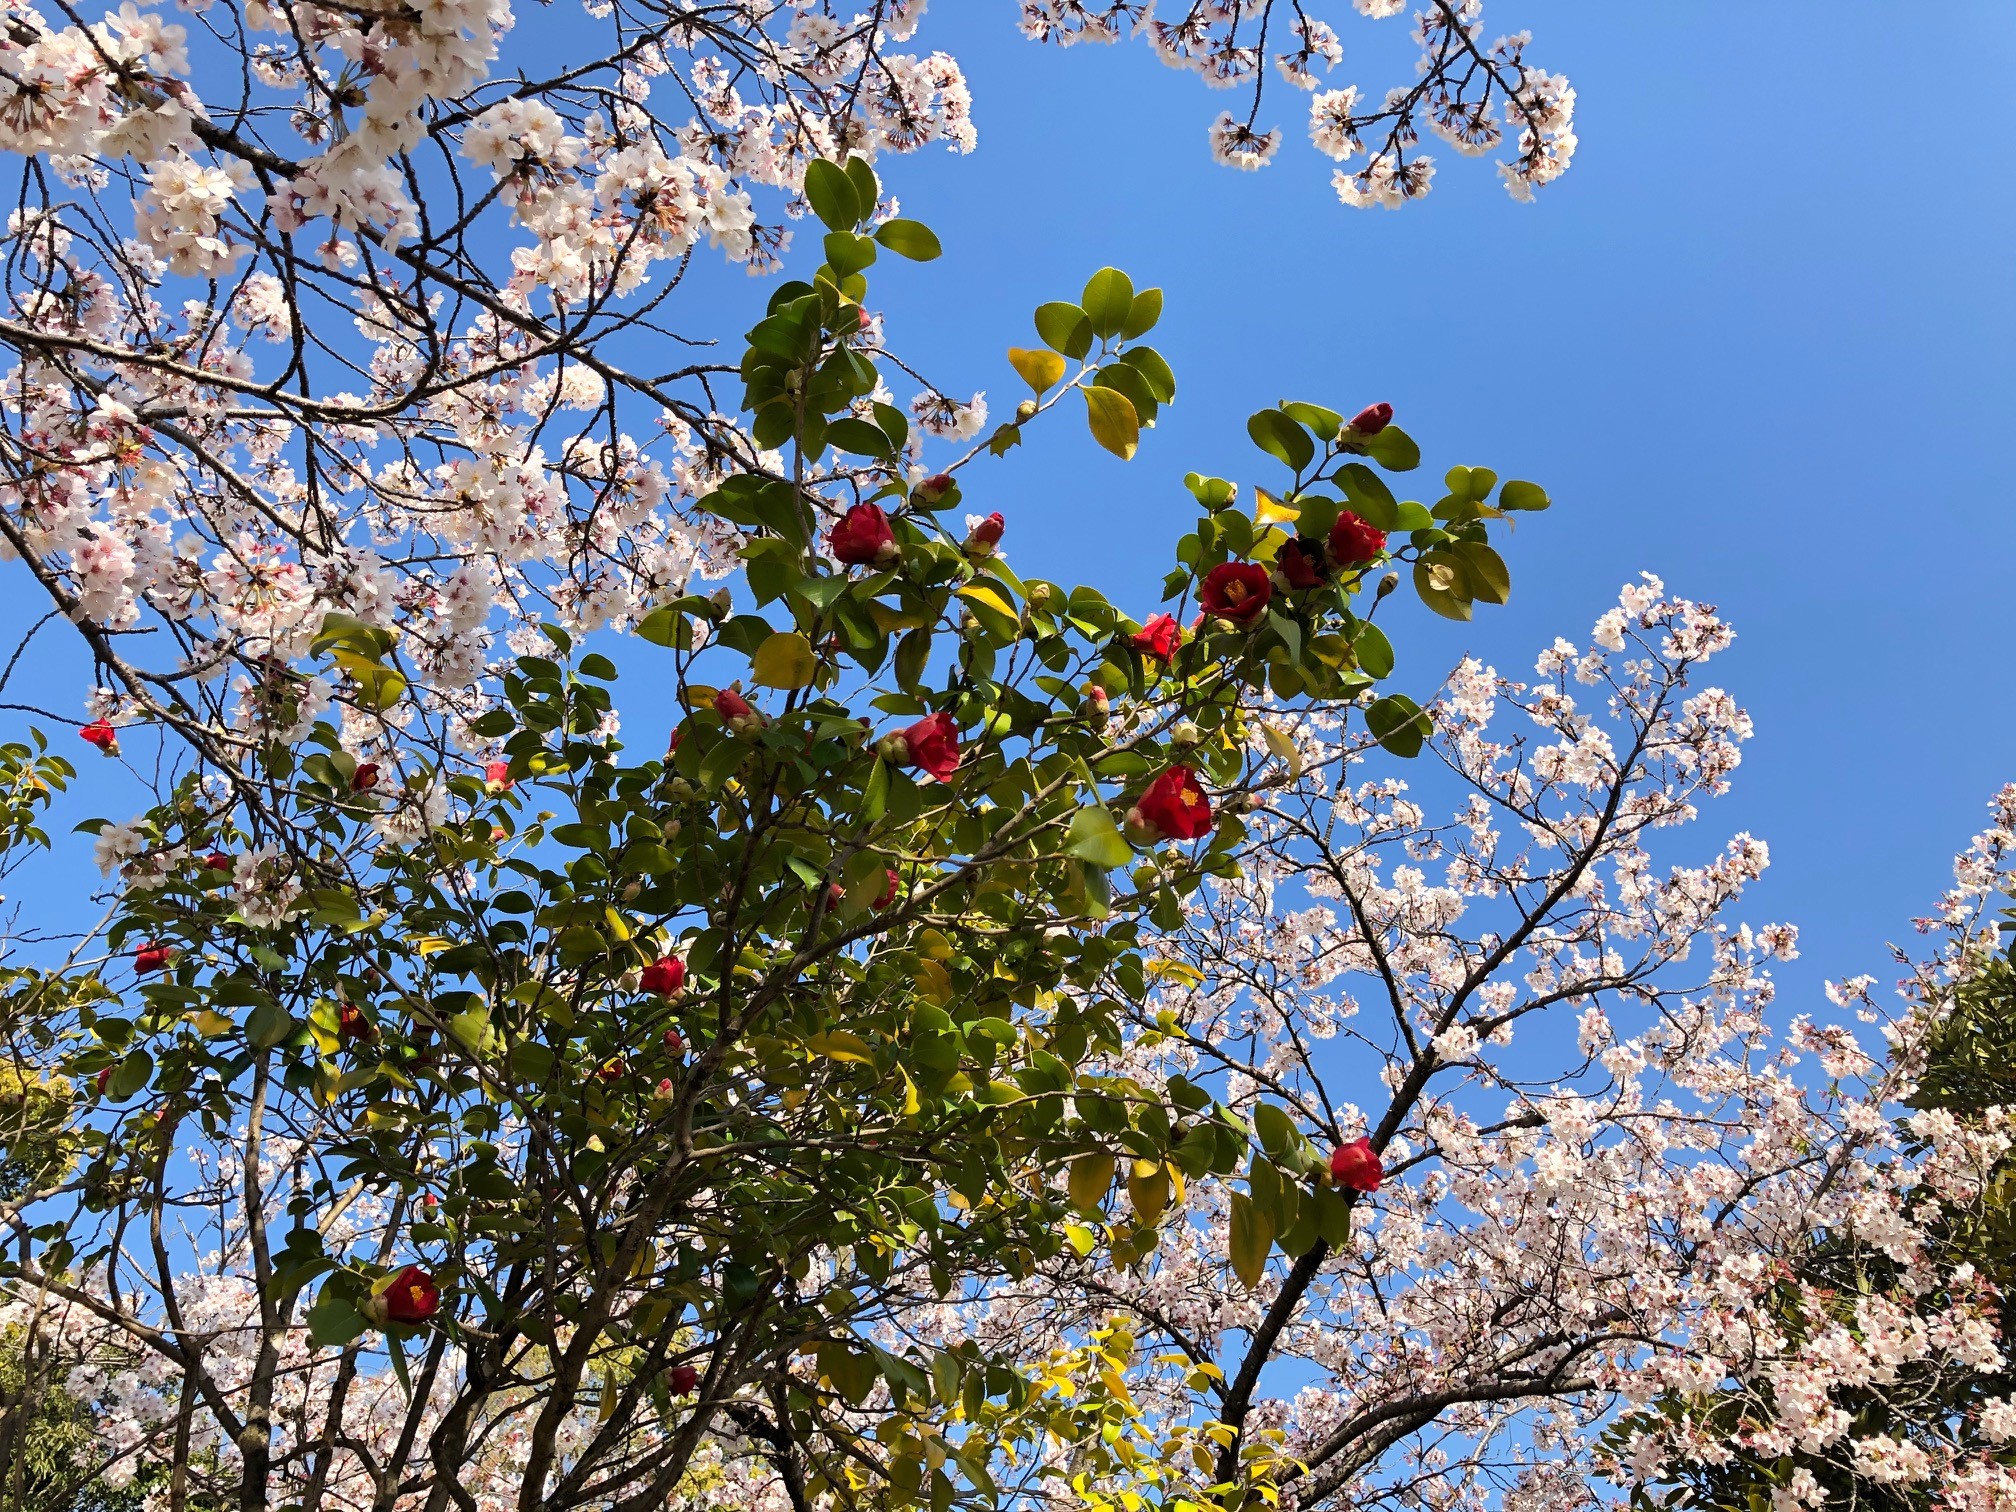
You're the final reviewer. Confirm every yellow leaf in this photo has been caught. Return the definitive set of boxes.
[1126,1159,1169,1222]
[1261,723,1303,779]
[915,958,953,1007]
[409,936,453,955]
[1144,959,1204,988]
[1068,1152,1114,1214]
[806,1029,875,1064]
[1008,346,1067,395]
[1254,487,1300,527]
[1082,386,1139,461]
[867,602,931,633]
[184,1010,234,1037]
[751,631,817,690]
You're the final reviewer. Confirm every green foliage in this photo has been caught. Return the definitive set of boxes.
[7,156,1548,1511]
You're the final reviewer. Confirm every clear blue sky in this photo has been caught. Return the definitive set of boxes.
[861,3,2016,999]
[8,6,2012,1006]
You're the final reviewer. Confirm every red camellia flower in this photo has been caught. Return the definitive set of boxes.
[1328,510,1388,567]
[669,1363,700,1395]
[641,956,685,996]
[95,1066,114,1095]
[1346,402,1393,436]
[667,723,685,755]
[483,760,512,792]
[1130,766,1214,842]
[351,762,380,792]
[1199,562,1272,624]
[134,942,173,974]
[204,852,232,871]
[80,719,118,755]
[1275,538,1326,591]
[597,1058,626,1083]
[1329,1136,1384,1193]
[337,1003,376,1042]
[1129,613,1181,662]
[381,1265,441,1325]
[897,712,960,782]
[871,869,901,910]
[827,502,897,567]
[964,512,1005,556]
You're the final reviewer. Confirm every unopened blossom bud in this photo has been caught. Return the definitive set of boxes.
[875,732,910,765]
[1346,402,1393,436]
[1170,720,1202,748]
[706,588,733,618]
[1015,399,1038,422]
[663,1027,685,1055]
[963,512,1005,558]
[204,852,231,871]
[653,1077,676,1102]
[1376,571,1400,601]
[660,817,682,840]
[484,761,512,793]
[913,473,955,507]
[1082,684,1109,727]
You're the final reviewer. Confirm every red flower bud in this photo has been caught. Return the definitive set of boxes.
[483,760,512,792]
[662,1027,685,1055]
[1128,613,1181,662]
[964,512,1005,556]
[1329,1136,1384,1193]
[640,956,685,996]
[712,686,764,736]
[204,852,232,871]
[914,473,955,505]
[1198,562,1272,625]
[1328,510,1387,567]
[669,1363,699,1395]
[895,711,960,782]
[351,762,380,792]
[667,723,685,755]
[133,943,173,974]
[1346,402,1393,436]
[95,1066,114,1095]
[80,719,118,755]
[827,502,898,567]
[1132,766,1213,842]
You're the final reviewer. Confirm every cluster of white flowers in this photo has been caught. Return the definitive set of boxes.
[1020,1,1573,206]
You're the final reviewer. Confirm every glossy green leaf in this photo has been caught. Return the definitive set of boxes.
[874,219,942,261]
[803,159,862,231]
[1081,267,1135,339]
[1034,302,1093,360]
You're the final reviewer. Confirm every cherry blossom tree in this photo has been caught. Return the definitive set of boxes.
[887,590,2016,1512]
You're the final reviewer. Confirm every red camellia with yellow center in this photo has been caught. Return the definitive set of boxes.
[1128,766,1214,842]
[1199,562,1272,624]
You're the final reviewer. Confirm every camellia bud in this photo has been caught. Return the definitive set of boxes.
[1082,684,1109,727]
[620,880,643,901]
[79,719,119,756]
[204,852,231,871]
[962,512,1005,558]
[1376,571,1400,602]
[874,732,910,765]
[483,760,513,794]
[653,1077,676,1103]
[912,472,955,507]
[663,1027,685,1055]
[1170,720,1201,748]
[1014,398,1038,423]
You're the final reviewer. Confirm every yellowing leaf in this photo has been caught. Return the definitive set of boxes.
[1082,386,1139,461]
[806,1029,875,1064]
[1254,487,1300,527]
[1144,959,1204,989]
[752,631,817,690]
[1068,1152,1115,1214]
[1008,346,1067,395]
[185,1010,234,1037]
[1261,723,1303,778]
[1126,1159,1169,1222]
[915,958,953,1007]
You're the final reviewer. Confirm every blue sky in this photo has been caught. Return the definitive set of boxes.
[854,3,2016,1000]
[8,5,2013,1008]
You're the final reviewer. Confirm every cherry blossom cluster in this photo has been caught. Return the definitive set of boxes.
[878,582,2015,1511]
[0,0,980,799]
[1016,2,1574,205]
